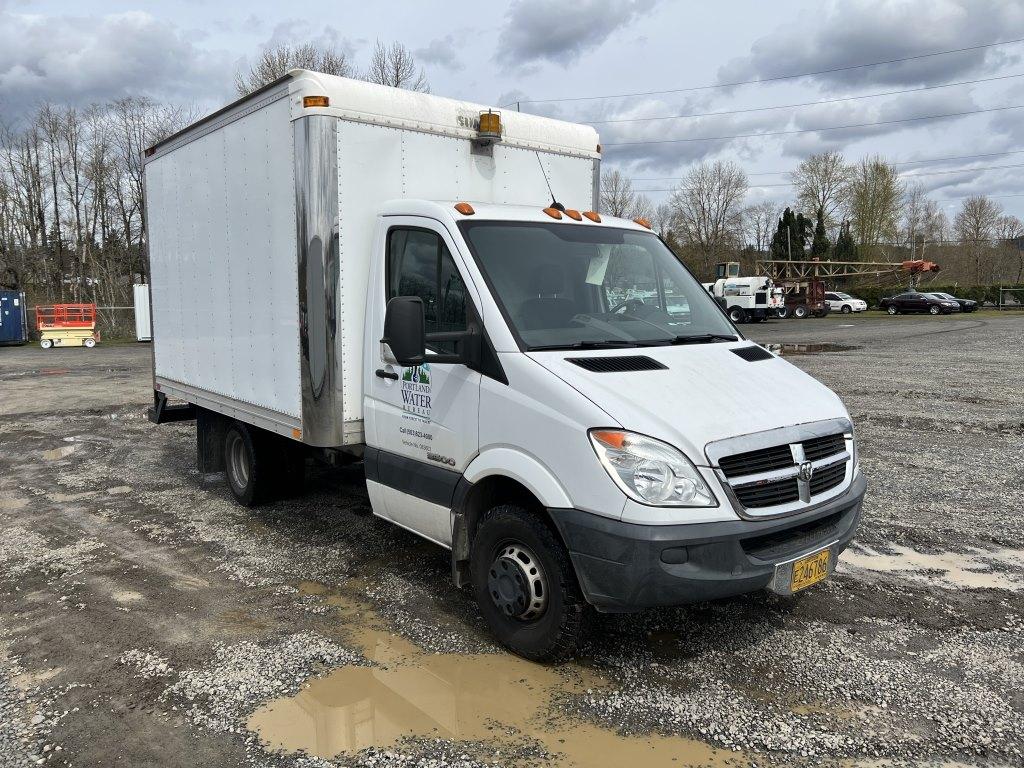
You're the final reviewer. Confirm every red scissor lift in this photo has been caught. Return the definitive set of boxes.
[35,303,100,349]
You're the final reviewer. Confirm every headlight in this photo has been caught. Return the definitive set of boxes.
[589,430,716,507]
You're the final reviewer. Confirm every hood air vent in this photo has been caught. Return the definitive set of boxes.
[731,345,775,362]
[566,355,667,373]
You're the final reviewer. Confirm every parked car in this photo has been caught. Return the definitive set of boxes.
[824,291,868,314]
[929,292,978,312]
[878,292,961,315]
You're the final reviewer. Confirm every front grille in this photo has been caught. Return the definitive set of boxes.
[741,509,846,560]
[735,478,800,508]
[716,430,850,514]
[802,434,846,462]
[718,444,793,478]
[810,462,846,495]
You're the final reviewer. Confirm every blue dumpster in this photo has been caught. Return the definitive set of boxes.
[0,290,28,346]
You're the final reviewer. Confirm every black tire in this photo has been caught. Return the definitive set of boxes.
[223,422,275,507]
[841,304,852,314]
[929,305,941,315]
[794,305,809,319]
[471,505,588,662]
[776,306,790,319]
[886,305,898,315]
[728,306,746,324]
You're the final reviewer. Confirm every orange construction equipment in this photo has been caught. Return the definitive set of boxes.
[35,303,100,349]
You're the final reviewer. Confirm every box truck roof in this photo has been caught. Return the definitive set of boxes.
[385,199,649,230]
[147,69,600,160]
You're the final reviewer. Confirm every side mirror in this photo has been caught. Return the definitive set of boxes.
[383,296,425,366]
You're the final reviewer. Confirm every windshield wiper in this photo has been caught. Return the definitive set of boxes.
[664,334,738,345]
[526,340,640,351]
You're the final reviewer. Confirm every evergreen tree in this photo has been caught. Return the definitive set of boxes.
[810,206,830,258]
[832,221,859,261]
[769,207,812,260]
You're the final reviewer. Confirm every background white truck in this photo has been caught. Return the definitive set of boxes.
[145,71,865,660]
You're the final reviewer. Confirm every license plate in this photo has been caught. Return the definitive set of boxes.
[791,549,831,592]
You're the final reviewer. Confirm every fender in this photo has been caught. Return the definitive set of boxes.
[462,447,573,509]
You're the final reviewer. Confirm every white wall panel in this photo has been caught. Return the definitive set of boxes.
[147,96,300,418]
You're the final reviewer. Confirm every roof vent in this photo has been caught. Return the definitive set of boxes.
[731,345,775,362]
[566,356,667,373]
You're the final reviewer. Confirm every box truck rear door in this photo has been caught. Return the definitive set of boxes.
[366,221,482,547]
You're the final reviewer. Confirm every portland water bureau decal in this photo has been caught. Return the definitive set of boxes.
[400,363,432,418]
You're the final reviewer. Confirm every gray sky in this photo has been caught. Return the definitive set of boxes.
[3,0,1024,219]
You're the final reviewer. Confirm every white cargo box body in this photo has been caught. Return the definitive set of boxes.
[145,70,600,447]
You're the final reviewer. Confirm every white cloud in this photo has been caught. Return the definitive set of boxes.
[415,36,463,71]
[0,9,232,119]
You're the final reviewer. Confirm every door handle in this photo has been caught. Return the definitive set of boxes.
[375,369,399,380]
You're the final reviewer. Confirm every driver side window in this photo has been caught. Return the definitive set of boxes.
[387,228,467,352]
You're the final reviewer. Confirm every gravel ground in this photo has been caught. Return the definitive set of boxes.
[0,314,1022,768]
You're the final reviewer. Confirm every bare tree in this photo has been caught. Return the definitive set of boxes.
[364,41,429,92]
[847,156,903,258]
[994,213,1024,283]
[235,43,354,96]
[744,200,778,253]
[790,150,853,229]
[649,202,673,238]
[669,160,748,275]
[600,169,636,217]
[955,195,1002,283]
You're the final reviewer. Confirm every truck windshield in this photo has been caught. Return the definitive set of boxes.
[459,221,736,350]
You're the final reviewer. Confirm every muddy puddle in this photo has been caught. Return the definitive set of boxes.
[764,342,860,356]
[42,443,81,460]
[839,544,1024,591]
[248,582,743,767]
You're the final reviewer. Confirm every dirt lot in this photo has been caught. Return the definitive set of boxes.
[1,314,1022,768]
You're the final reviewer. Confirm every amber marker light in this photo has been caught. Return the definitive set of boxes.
[564,209,583,221]
[633,217,652,229]
[543,207,563,220]
[591,430,627,450]
[583,211,601,223]
[454,202,476,215]
[303,96,330,108]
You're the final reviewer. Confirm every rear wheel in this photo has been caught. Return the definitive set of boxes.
[776,306,790,319]
[471,505,588,662]
[84,338,96,348]
[887,305,899,315]
[224,422,274,507]
[728,306,747,324]
[40,338,52,349]
[794,305,809,319]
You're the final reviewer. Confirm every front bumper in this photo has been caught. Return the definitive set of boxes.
[548,472,866,612]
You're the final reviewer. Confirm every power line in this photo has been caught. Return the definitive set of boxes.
[633,149,1024,181]
[603,104,1024,147]
[505,37,1024,106]
[585,73,1024,125]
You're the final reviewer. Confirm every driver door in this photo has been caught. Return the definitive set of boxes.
[365,220,482,547]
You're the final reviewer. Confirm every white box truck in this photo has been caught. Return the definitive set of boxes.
[145,70,865,660]
[133,283,152,341]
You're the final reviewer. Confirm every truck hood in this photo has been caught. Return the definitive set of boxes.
[527,342,848,465]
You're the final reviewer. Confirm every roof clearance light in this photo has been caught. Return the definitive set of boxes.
[543,207,563,220]
[633,217,652,229]
[478,110,502,142]
[583,211,601,223]
[454,202,476,216]
[564,209,582,221]
[303,95,330,108]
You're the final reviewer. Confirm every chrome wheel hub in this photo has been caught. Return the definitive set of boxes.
[487,543,547,621]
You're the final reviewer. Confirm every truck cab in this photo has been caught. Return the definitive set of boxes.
[144,70,866,661]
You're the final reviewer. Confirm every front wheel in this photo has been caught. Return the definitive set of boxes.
[40,338,53,349]
[841,305,852,314]
[887,305,898,315]
[929,305,941,315]
[728,306,747,324]
[471,506,588,662]
[84,337,96,348]
[776,306,790,319]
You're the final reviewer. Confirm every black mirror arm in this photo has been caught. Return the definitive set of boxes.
[424,329,481,366]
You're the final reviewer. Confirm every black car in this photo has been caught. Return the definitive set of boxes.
[930,292,978,312]
[878,292,961,315]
